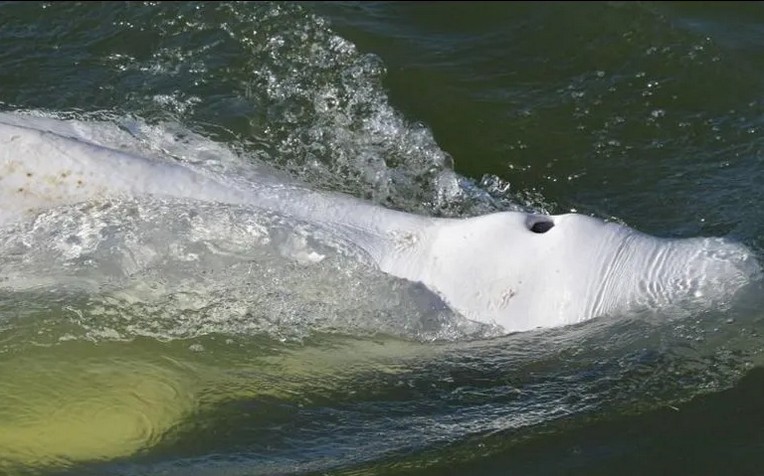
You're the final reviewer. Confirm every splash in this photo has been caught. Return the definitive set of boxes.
[0,197,498,345]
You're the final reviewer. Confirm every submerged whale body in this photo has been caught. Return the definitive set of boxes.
[0,113,758,333]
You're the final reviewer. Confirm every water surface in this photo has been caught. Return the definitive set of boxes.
[0,2,763,475]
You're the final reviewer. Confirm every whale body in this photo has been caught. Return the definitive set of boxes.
[0,113,758,332]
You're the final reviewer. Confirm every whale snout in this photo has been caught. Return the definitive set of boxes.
[605,235,761,316]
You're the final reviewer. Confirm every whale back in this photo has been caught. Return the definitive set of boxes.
[0,114,433,272]
[0,119,259,226]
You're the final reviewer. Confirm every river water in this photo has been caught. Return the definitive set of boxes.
[0,3,763,475]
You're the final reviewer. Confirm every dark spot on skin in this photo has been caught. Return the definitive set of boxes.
[61,172,69,178]
[17,187,24,193]
[77,179,83,186]
[26,172,32,177]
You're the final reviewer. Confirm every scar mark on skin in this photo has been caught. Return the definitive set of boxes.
[499,289,517,308]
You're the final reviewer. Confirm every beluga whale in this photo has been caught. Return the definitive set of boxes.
[0,112,758,333]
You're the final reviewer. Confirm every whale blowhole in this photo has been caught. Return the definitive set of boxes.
[527,216,555,234]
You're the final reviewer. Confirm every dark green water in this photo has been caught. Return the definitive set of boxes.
[0,2,763,475]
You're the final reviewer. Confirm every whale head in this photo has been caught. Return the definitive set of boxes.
[404,211,759,332]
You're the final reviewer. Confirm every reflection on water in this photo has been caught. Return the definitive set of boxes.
[1,281,761,473]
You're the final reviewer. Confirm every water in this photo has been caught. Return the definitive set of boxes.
[0,2,763,474]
